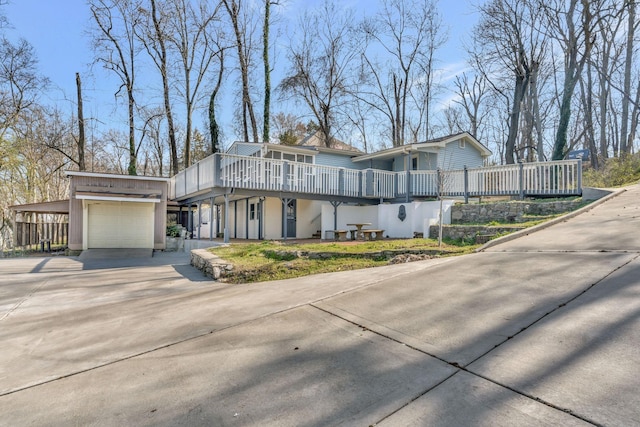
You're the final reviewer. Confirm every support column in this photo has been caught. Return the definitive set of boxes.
[187,205,192,239]
[405,152,411,203]
[245,199,250,239]
[258,198,264,240]
[12,210,17,250]
[209,197,214,240]
[330,201,342,234]
[224,194,230,244]
[234,200,238,238]
[197,200,202,239]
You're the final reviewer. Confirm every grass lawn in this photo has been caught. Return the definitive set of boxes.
[208,239,479,284]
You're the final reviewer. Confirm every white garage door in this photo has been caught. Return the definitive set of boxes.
[87,202,154,248]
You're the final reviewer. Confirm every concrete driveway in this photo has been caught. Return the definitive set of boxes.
[1,186,639,426]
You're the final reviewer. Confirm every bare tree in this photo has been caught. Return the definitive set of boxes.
[89,0,142,175]
[619,0,636,154]
[166,0,224,166]
[223,0,259,143]
[262,0,280,144]
[278,0,362,147]
[453,72,489,139]
[357,0,446,147]
[474,0,546,164]
[137,0,179,175]
[539,0,605,160]
[271,112,306,145]
[209,46,225,154]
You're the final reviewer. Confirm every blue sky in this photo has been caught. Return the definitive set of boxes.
[4,0,480,143]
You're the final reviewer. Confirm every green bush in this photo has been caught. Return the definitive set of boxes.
[584,155,640,188]
[166,224,181,237]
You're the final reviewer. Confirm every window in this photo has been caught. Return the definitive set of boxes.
[412,156,419,170]
[458,140,466,149]
[250,203,256,220]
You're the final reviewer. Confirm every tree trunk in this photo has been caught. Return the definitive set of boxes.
[149,0,178,175]
[209,52,225,154]
[75,72,86,171]
[620,0,635,154]
[263,0,270,143]
[505,73,527,164]
[128,88,136,175]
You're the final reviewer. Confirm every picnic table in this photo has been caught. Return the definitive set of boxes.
[347,223,372,240]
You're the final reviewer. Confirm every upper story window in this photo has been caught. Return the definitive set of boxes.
[458,140,466,149]
[265,150,313,164]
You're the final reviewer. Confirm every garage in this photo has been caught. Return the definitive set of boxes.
[86,201,155,249]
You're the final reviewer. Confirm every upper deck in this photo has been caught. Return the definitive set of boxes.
[169,153,582,203]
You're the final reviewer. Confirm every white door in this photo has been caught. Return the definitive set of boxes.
[87,202,154,248]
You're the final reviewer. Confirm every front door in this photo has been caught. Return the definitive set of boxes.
[283,199,296,238]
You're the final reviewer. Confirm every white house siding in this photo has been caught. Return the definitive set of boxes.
[296,199,323,238]
[320,201,453,239]
[263,197,283,240]
[439,139,484,170]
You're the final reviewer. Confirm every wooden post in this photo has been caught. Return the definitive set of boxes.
[464,166,469,204]
[209,198,214,240]
[224,194,230,244]
[519,161,525,200]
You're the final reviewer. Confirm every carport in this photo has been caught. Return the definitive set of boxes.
[8,200,69,251]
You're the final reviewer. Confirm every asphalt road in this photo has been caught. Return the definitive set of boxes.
[1,185,639,426]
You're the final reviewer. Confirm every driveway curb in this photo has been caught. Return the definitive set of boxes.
[476,187,627,252]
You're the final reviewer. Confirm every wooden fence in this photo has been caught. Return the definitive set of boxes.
[15,222,68,249]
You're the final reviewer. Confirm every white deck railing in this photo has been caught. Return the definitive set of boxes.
[170,153,582,201]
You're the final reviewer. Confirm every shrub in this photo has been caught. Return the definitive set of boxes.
[166,224,181,237]
[584,154,640,187]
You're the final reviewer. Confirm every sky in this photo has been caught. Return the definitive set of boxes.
[3,0,481,145]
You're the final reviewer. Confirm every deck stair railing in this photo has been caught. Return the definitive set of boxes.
[169,153,582,201]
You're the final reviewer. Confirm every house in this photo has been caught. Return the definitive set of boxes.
[176,132,493,242]
[9,132,583,251]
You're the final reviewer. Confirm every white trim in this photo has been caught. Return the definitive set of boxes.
[66,170,170,182]
[76,195,160,203]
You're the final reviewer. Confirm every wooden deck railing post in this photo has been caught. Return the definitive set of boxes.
[214,154,222,186]
[365,169,374,197]
[338,168,345,196]
[283,162,290,192]
[519,161,525,200]
[464,166,469,204]
[577,159,582,194]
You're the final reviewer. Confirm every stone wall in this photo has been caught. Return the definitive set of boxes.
[451,200,582,224]
[429,225,525,242]
[190,249,233,280]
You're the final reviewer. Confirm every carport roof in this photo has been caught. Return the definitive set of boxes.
[9,200,69,214]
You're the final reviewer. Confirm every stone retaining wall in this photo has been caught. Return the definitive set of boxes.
[429,225,525,242]
[451,200,582,224]
[190,249,233,280]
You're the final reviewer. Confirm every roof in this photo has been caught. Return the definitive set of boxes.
[9,200,70,214]
[298,131,363,154]
[352,132,492,162]
[66,171,169,182]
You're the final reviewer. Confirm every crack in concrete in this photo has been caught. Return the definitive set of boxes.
[0,279,49,322]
